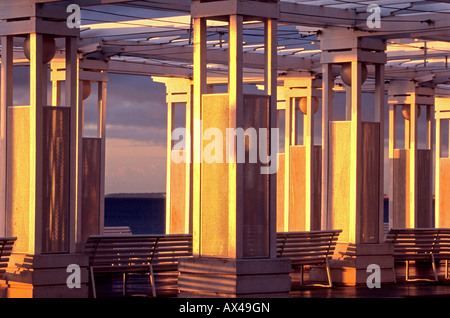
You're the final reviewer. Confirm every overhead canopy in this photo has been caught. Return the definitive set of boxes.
[2,0,450,95]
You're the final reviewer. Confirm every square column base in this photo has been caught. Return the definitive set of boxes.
[178,257,292,297]
[0,253,89,298]
[310,243,395,286]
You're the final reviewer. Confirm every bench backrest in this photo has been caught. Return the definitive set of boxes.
[103,226,132,235]
[432,229,450,256]
[385,228,450,256]
[276,230,341,265]
[83,234,192,269]
[0,237,17,278]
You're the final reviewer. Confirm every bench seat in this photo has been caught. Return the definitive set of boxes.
[386,228,450,282]
[277,230,342,287]
[83,234,192,297]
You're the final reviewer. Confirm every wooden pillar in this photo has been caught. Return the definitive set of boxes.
[435,97,450,228]
[282,76,322,231]
[192,16,207,257]
[388,80,434,229]
[321,64,333,230]
[153,77,194,235]
[264,17,278,258]
[0,2,89,297]
[316,28,394,286]
[178,0,291,297]
[0,36,13,237]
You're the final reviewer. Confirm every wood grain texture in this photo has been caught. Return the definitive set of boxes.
[439,158,450,227]
[170,150,187,234]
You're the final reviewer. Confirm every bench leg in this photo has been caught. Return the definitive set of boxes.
[89,267,97,299]
[392,266,397,284]
[405,261,409,281]
[149,265,156,297]
[446,260,449,280]
[123,273,127,296]
[431,254,438,282]
[300,266,304,286]
[325,258,332,287]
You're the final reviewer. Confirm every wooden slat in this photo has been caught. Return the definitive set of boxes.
[0,237,17,279]
[276,230,341,269]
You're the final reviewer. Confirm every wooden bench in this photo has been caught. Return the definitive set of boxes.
[83,234,192,298]
[103,226,132,235]
[386,228,450,282]
[432,229,450,279]
[277,230,342,287]
[0,237,17,280]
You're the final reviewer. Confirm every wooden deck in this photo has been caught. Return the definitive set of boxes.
[91,260,450,298]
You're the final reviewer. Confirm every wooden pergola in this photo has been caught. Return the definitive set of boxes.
[0,0,449,296]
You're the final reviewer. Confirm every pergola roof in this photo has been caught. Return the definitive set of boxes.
[5,0,450,95]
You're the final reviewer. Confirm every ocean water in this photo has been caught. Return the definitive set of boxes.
[104,197,166,234]
[104,197,400,235]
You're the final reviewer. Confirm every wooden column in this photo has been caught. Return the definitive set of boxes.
[316,29,394,286]
[178,0,291,297]
[435,97,450,228]
[192,16,207,256]
[153,77,194,235]
[388,80,434,229]
[321,64,333,230]
[282,76,322,231]
[0,36,13,237]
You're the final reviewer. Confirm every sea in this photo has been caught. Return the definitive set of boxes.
[104,195,433,235]
[104,193,166,234]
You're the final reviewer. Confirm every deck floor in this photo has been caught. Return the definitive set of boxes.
[91,261,450,298]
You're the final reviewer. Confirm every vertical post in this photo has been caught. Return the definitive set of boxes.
[427,105,433,227]
[0,35,13,236]
[350,60,362,243]
[185,85,193,234]
[427,106,433,150]
[405,110,410,149]
[98,81,107,236]
[77,74,84,244]
[264,17,277,257]
[304,88,314,231]
[192,17,207,256]
[345,86,351,121]
[228,14,244,259]
[29,33,44,255]
[165,99,174,234]
[321,63,333,230]
[388,103,396,230]
[52,81,61,106]
[409,97,417,228]
[66,36,78,253]
[435,105,441,227]
[375,64,385,241]
[284,92,291,231]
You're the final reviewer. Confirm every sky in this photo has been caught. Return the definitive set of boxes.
[83,73,168,194]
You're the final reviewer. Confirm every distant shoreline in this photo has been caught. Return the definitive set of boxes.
[105,192,166,199]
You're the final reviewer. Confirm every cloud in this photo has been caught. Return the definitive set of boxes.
[83,73,168,146]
